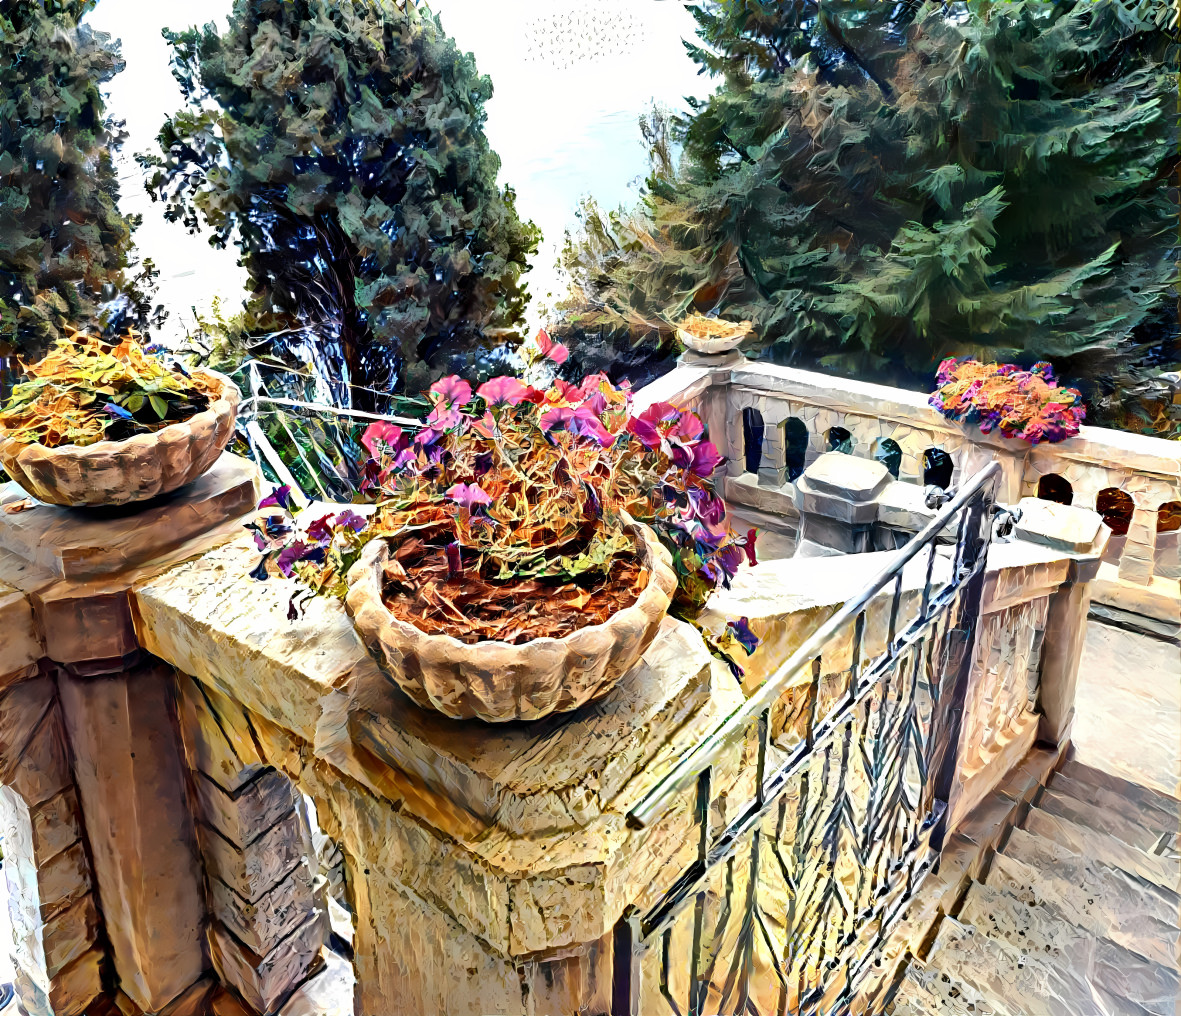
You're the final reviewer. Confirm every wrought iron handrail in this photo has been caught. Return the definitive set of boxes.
[626,460,1002,833]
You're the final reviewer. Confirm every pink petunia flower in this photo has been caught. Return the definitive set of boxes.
[446,483,493,510]
[429,375,473,408]
[477,376,531,406]
[361,422,405,459]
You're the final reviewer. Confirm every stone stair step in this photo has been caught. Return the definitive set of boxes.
[1049,772,1180,848]
[1058,758,1181,822]
[991,830,1181,970]
[923,916,1144,1016]
[959,880,1178,1016]
[887,960,1017,1015]
[1024,802,1181,895]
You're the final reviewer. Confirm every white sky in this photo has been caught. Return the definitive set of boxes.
[83,0,709,344]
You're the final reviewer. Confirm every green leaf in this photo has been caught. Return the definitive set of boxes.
[149,395,169,419]
[126,395,144,413]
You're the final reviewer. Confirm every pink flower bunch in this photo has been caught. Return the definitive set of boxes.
[930,358,1085,444]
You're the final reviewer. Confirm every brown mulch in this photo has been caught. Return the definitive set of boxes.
[380,537,648,645]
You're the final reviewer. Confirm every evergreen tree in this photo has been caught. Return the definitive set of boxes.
[561,0,1177,396]
[0,0,149,360]
[144,0,541,410]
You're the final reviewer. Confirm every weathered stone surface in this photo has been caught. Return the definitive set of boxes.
[0,579,42,677]
[0,673,55,779]
[799,450,891,501]
[200,810,311,904]
[299,657,749,960]
[13,948,105,1016]
[7,707,73,809]
[351,617,715,836]
[208,911,328,1015]
[114,976,217,1016]
[177,670,268,793]
[0,454,257,579]
[57,664,208,1013]
[133,534,361,751]
[33,583,139,666]
[351,869,610,1016]
[1013,496,1104,554]
[208,860,318,957]
[194,768,298,849]
[28,787,84,864]
[1,779,101,1016]
[276,949,353,1016]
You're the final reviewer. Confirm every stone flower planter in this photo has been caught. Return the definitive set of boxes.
[0,370,240,508]
[676,319,752,356]
[344,518,679,722]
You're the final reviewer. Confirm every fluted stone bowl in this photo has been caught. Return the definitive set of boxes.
[344,518,678,722]
[676,325,750,355]
[0,370,240,508]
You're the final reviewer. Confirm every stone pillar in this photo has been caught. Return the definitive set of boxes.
[57,662,209,1014]
[1117,506,1157,585]
[175,673,328,1015]
[792,451,891,556]
[1036,554,1103,747]
[0,454,261,1012]
[1009,497,1107,747]
[132,529,753,1016]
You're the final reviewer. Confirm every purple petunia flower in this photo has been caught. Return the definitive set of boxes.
[305,514,337,544]
[690,441,723,477]
[334,509,368,533]
[102,402,134,421]
[259,485,294,510]
[727,616,760,655]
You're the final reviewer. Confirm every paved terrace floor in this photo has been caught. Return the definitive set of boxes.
[1072,618,1180,800]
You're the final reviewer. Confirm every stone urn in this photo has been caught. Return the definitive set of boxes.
[344,518,678,722]
[675,316,752,355]
[0,370,240,508]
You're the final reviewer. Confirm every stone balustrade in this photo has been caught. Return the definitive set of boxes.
[0,366,1115,1016]
[654,356,1181,634]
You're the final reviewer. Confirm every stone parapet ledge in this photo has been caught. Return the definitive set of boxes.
[131,527,751,1015]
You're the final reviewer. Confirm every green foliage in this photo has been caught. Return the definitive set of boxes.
[560,0,1178,403]
[0,0,156,358]
[144,0,541,411]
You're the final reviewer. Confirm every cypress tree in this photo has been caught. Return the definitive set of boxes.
[0,0,147,360]
[144,0,541,410]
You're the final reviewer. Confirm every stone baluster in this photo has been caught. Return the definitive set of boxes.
[1117,506,1158,585]
[175,674,328,1015]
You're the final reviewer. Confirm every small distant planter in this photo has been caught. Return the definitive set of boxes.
[0,370,240,508]
[344,518,678,722]
[675,314,753,355]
